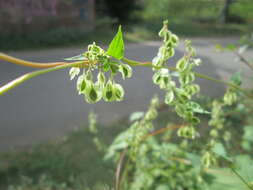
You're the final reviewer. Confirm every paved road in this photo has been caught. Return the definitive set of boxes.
[0,37,252,151]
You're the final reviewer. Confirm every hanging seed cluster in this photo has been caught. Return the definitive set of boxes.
[202,72,241,167]
[152,21,206,139]
[68,42,132,104]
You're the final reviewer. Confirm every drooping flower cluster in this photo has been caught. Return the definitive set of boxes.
[152,21,205,139]
[68,42,132,104]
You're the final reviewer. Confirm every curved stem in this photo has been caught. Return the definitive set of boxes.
[0,52,88,68]
[0,61,84,95]
[0,53,251,98]
[122,57,252,99]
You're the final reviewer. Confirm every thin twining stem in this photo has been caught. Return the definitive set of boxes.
[0,61,85,95]
[0,53,251,98]
[0,52,88,68]
[122,57,252,99]
[234,51,253,71]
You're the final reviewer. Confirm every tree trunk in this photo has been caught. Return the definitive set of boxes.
[220,0,233,24]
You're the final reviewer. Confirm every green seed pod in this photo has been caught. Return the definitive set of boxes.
[189,84,200,95]
[69,67,80,80]
[86,70,93,81]
[179,73,195,85]
[176,58,188,72]
[190,116,200,125]
[97,71,106,86]
[175,104,187,118]
[171,34,179,45]
[85,83,102,104]
[224,91,237,105]
[185,126,196,139]
[113,83,125,101]
[151,96,159,107]
[103,80,115,102]
[119,64,132,79]
[223,131,231,142]
[110,64,119,75]
[210,129,218,138]
[201,152,211,168]
[145,108,158,121]
[168,48,175,58]
[165,90,174,104]
[76,75,87,94]
[152,71,162,85]
[177,126,195,139]
[202,152,216,168]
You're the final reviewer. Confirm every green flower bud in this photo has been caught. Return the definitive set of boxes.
[210,129,218,138]
[177,126,196,139]
[179,73,195,85]
[145,108,158,121]
[190,116,200,125]
[86,70,93,81]
[85,82,102,104]
[223,131,231,142]
[224,91,237,105]
[202,152,216,168]
[171,34,179,45]
[165,90,174,104]
[69,67,80,80]
[114,83,125,101]
[119,64,132,79]
[152,71,162,85]
[151,96,159,107]
[176,58,188,72]
[103,80,115,102]
[76,75,87,94]
[110,64,119,75]
[97,71,106,86]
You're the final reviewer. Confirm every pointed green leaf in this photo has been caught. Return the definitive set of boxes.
[107,26,124,60]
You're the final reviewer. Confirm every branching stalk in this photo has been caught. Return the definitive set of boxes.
[0,53,252,99]
[0,61,84,95]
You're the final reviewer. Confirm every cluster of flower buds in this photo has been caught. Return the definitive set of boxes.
[68,43,132,104]
[152,20,179,68]
[128,96,159,147]
[201,151,217,168]
[151,21,204,139]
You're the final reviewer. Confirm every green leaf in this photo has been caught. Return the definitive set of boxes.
[64,54,87,61]
[230,71,242,86]
[107,26,124,60]
[212,143,233,163]
[242,126,253,143]
[226,44,237,51]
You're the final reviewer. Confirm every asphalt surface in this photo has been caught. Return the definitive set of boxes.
[0,37,252,151]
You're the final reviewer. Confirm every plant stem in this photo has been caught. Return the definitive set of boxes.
[230,167,253,190]
[0,54,252,98]
[122,57,253,99]
[0,61,84,95]
[0,52,70,68]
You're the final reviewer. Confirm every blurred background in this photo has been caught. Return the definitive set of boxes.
[0,0,253,149]
[0,0,252,49]
[0,1,253,189]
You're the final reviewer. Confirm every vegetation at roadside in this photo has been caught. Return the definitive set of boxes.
[1,0,253,51]
[0,13,253,190]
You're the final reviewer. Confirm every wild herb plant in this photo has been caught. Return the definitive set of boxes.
[0,20,253,190]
